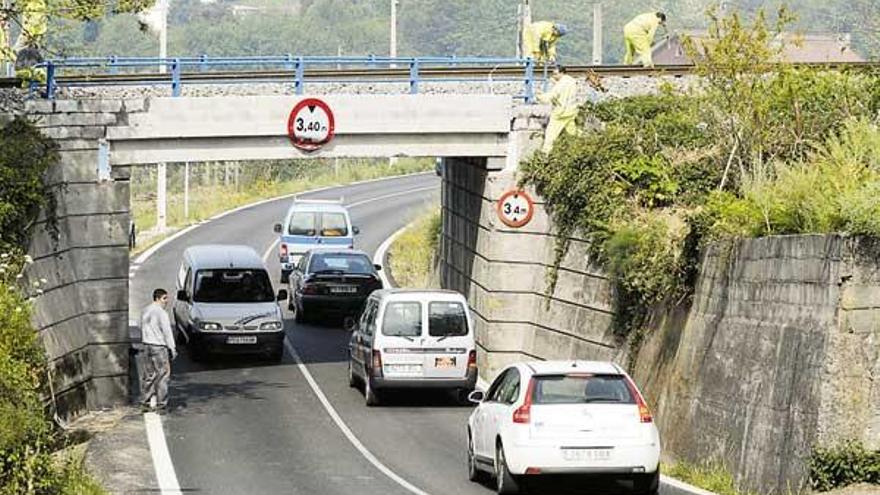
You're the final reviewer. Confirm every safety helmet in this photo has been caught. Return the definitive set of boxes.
[554,23,568,36]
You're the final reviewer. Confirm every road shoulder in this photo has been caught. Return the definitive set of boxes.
[85,408,158,493]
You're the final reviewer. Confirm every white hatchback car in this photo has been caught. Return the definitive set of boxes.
[466,361,661,494]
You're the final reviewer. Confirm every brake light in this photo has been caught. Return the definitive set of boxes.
[512,379,536,424]
[467,350,477,370]
[624,375,653,423]
[371,350,383,378]
[280,243,288,257]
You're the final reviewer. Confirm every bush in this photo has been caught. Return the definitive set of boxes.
[666,459,758,495]
[387,209,442,289]
[810,441,880,492]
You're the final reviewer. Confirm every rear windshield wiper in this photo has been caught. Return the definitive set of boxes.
[312,269,346,275]
[581,397,623,403]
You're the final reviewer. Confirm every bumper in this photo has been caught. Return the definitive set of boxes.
[504,442,660,476]
[300,294,367,315]
[190,331,284,355]
[373,368,477,390]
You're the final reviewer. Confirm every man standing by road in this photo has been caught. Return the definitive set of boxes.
[537,66,580,153]
[140,288,177,412]
[623,12,667,67]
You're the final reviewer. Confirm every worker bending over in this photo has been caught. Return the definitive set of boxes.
[523,21,568,64]
[537,66,579,154]
[623,12,666,67]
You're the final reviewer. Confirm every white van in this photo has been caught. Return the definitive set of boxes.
[347,289,478,406]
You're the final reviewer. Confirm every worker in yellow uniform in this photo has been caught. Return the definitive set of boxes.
[12,0,48,85]
[537,66,579,154]
[623,12,666,67]
[523,21,568,64]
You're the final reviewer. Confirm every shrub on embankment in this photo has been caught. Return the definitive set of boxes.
[0,118,104,493]
[520,9,880,493]
[387,209,442,289]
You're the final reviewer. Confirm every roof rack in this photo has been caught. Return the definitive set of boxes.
[292,196,345,204]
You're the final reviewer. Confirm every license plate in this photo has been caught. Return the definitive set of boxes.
[330,286,357,294]
[227,336,257,345]
[385,363,422,375]
[561,448,611,462]
[434,357,456,368]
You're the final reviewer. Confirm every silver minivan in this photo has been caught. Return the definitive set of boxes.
[173,245,287,362]
[348,289,478,406]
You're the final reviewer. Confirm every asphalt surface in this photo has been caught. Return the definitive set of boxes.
[128,172,646,495]
[128,173,504,495]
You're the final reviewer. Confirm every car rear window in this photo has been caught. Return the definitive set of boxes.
[382,302,422,337]
[320,213,348,237]
[309,253,373,274]
[193,269,275,303]
[288,212,317,236]
[428,302,468,337]
[532,374,635,405]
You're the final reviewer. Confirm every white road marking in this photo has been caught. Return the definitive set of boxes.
[283,339,431,495]
[144,412,182,495]
[372,225,410,288]
[263,238,281,263]
[346,186,438,209]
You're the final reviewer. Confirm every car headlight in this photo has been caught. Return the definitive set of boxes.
[199,321,222,331]
[260,321,283,331]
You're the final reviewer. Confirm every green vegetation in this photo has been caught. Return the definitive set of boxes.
[130,158,432,254]
[810,441,880,492]
[35,1,880,66]
[665,460,759,495]
[520,9,880,344]
[387,209,442,289]
[0,119,105,493]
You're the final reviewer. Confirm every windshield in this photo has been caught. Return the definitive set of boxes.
[428,302,468,337]
[309,253,374,274]
[321,213,349,237]
[382,302,422,337]
[288,212,317,236]
[193,269,275,303]
[532,374,635,405]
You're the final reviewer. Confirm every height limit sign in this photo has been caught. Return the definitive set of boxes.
[287,98,335,152]
[496,189,535,228]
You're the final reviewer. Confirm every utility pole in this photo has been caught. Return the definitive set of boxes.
[390,0,398,59]
[183,162,189,220]
[156,163,167,232]
[592,2,603,65]
[2,0,12,77]
[158,0,168,74]
[518,0,532,57]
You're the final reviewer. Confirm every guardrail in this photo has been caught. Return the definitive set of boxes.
[32,55,543,102]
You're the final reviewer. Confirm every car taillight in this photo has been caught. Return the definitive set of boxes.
[371,350,383,378]
[302,283,319,295]
[280,243,288,257]
[512,378,536,424]
[624,375,653,423]
[467,350,477,370]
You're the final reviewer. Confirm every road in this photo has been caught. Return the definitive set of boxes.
[129,173,501,495]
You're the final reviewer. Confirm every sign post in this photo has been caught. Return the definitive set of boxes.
[287,98,336,152]
[496,189,535,228]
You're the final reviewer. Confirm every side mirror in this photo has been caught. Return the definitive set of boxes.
[373,264,382,271]
[176,289,189,302]
[273,223,282,233]
[353,226,360,235]
[467,390,485,404]
[343,316,358,332]
[277,289,288,301]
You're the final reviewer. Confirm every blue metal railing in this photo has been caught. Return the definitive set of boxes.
[32,55,542,102]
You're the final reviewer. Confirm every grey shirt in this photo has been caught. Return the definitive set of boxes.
[141,302,176,355]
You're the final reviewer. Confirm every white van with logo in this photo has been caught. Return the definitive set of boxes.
[347,289,478,406]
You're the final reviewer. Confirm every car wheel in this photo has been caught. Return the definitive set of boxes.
[294,302,305,323]
[348,358,358,388]
[365,377,381,407]
[467,431,484,482]
[495,441,520,494]
[634,470,660,495]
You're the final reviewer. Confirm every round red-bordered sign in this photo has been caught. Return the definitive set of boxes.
[496,189,535,228]
[287,98,335,151]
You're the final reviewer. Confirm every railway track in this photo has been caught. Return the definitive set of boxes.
[0,61,876,90]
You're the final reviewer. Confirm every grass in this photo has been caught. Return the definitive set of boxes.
[387,208,442,288]
[664,460,759,495]
[130,158,432,256]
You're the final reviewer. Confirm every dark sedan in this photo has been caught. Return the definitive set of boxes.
[287,249,383,324]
